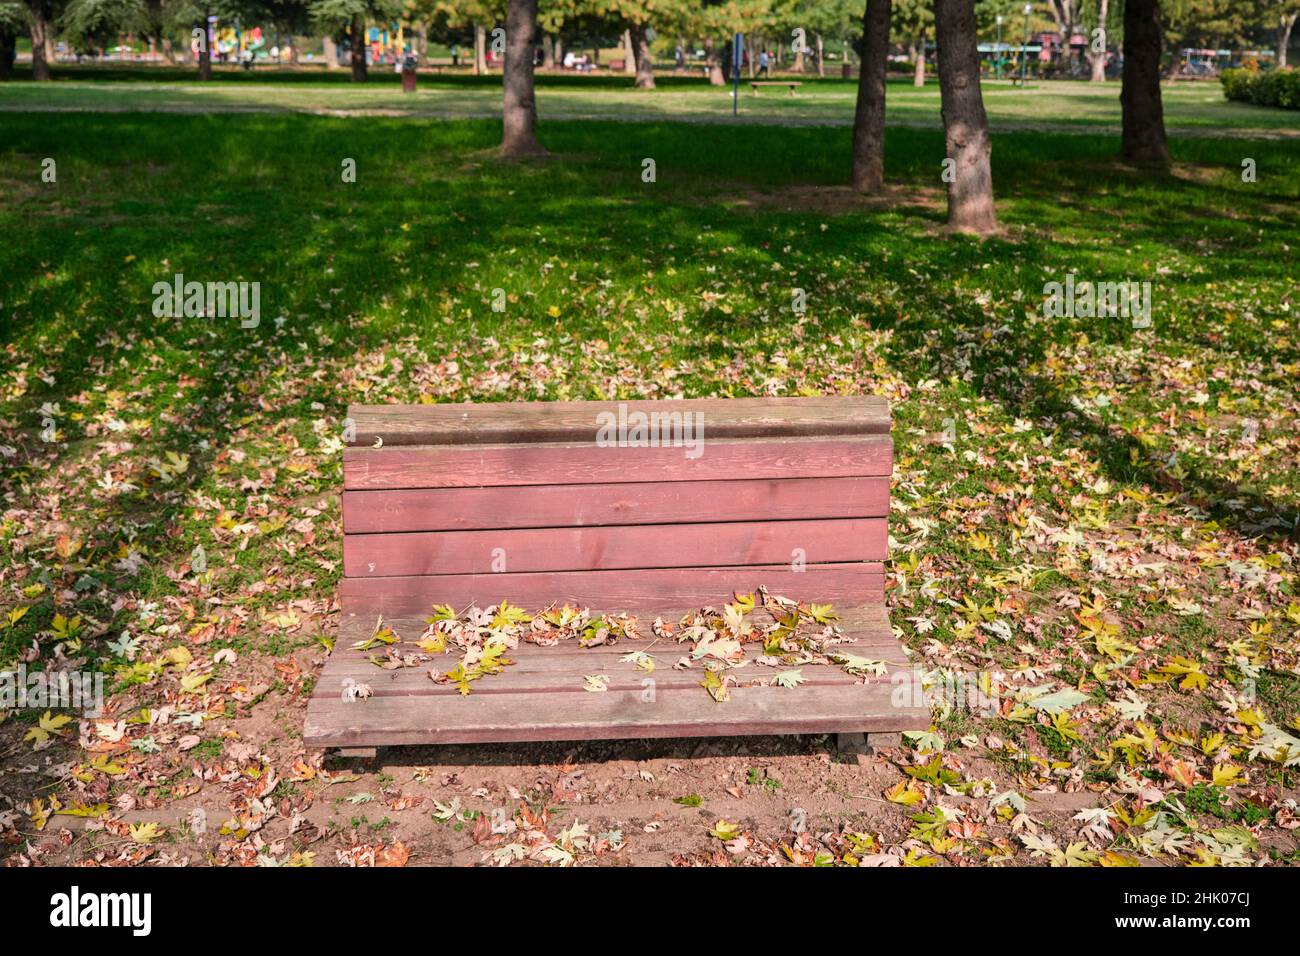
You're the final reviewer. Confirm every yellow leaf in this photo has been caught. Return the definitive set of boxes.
[709,820,740,840]
[129,821,163,844]
[1211,763,1245,787]
[885,780,925,806]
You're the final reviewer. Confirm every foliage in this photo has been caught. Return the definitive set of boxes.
[1221,65,1300,108]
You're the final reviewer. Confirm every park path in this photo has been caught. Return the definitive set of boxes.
[2,99,1296,140]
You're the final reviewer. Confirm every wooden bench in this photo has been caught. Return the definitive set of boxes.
[304,396,927,756]
[751,81,802,95]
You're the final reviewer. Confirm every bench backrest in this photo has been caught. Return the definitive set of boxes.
[341,396,890,617]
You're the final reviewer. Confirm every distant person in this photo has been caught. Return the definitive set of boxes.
[674,44,684,71]
[563,50,576,70]
[757,48,770,78]
[451,44,459,67]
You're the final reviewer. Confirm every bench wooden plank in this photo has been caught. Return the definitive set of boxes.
[304,680,924,747]
[348,395,888,446]
[342,475,889,533]
[344,517,887,578]
[321,605,910,690]
[309,597,923,749]
[343,435,892,490]
[339,563,885,616]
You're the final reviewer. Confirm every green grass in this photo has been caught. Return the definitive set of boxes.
[2,69,1298,136]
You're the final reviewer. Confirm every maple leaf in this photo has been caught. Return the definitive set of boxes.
[773,669,805,688]
[583,674,609,692]
[1211,763,1245,787]
[885,780,925,806]
[619,650,655,673]
[29,799,49,832]
[129,821,163,844]
[807,603,838,624]
[832,653,887,677]
[700,668,731,702]
[24,711,73,746]
[709,820,740,841]
[490,601,531,630]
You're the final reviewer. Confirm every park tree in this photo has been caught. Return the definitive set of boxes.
[0,0,23,78]
[1085,0,1112,82]
[428,0,504,74]
[775,0,856,77]
[24,0,65,80]
[500,0,541,154]
[61,0,149,55]
[1047,0,1082,67]
[1120,0,1168,164]
[933,0,996,234]
[1256,0,1299,66]
[850,0,889,191]
[589,0,681,88]
[311,0,404,80]
[892,0,932,86]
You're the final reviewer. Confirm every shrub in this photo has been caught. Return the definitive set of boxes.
[1221,66,1300,110]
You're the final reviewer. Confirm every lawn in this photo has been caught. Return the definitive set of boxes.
[2,68,1299,137]
[1,90,1299,866]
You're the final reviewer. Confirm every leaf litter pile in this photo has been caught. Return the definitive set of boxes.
[351,591,875,702]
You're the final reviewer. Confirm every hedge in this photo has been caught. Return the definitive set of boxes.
[1221,67,1300,110]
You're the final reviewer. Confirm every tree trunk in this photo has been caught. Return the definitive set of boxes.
[934,0,997,234]
[851,0,891,192]
[0,27,15,79]
[622,29,635,74]
[1120,0,1168,165]
[704,36,723,85]
[474,23,486,75]
[1087,0,1108,82]
[541,33,553,69]
[198,17,212,81]
[323,35,339,69]
[914,29,926,86]
[1279,13,1297,70]
[29,2,50,81]
[501,0,542,156]
[816,32,825,77]
[349,15,367,81]
[631,22,654,89]
[288,35,300,65]
[793,47,804,73]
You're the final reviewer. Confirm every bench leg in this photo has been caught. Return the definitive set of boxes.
[836,732,902,759]
[333,746,378,761]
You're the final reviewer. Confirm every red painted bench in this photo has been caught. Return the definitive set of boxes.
[304,396,927,754]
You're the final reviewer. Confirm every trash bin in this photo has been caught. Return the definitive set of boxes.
[401,54,418,93]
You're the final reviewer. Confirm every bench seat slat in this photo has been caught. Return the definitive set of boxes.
[343,475,888,533]
[339,563,883,616]
[304,680,922,748]
[306,603,924,748]
[344,435,892,490]
[344,517,887,578]
[348,395,888,447]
